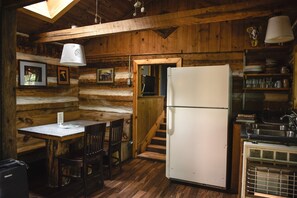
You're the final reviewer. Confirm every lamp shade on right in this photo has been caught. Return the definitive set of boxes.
[265,16,294,44]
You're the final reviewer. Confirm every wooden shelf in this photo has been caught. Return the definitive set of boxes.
[243,88,290,91]
[244,73,291,78]
[244,45,291,52]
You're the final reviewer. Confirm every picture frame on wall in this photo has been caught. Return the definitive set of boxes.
[97,68,114,84]
[57,66,70,85]
[19,60,47,87]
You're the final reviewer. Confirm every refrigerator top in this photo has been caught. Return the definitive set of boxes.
[167,65,231,109]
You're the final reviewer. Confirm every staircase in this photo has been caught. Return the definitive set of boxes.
[138,119,166,162]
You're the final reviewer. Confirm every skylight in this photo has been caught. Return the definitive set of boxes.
[21,0,80,23]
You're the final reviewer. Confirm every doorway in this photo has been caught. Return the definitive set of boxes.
[132,58,182,158]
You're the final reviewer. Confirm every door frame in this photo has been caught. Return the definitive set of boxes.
[132,58,182,158]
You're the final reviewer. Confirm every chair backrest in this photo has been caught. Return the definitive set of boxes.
[108,119,124,152]
[84,123,106,160]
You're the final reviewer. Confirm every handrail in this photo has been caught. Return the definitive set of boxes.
[139,111,165,153]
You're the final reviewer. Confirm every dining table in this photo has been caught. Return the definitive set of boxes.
[18,120,110,187]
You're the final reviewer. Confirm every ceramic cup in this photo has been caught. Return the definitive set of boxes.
[281,66,289,74]
[283,79,289,88]
[274,80,282,88]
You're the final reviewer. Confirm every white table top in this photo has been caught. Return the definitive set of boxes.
[18,120,109,141]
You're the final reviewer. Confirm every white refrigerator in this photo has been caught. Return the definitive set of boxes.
[166,65,231,189]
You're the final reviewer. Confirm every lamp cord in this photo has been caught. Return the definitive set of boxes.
[95,0,101,24]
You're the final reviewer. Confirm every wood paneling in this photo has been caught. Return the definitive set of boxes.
[85,21,249,57]
[15,46,80,155]
[33,0,291,43]
[3,0,43,8]
[137,97,164,152]
[231,123,241,193]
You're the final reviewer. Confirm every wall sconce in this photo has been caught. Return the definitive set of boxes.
[265,15,294,44]
[60,43,86,66]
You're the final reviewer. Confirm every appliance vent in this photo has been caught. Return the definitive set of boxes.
[246,160,297,197]
[242,142,297,198]
[248,147,297,165]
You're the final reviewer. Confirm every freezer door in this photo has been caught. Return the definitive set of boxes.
[166,107,228,188]
[167,65,230,108]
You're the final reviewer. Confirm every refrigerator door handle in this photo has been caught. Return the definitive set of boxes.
[167,68,173,106]
[167,107,174,135]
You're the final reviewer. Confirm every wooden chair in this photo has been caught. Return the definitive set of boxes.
[58,123,106,197]
[103,119,124,179]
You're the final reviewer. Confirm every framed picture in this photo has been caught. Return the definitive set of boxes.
[57,66,70,85]
[97,68,114,84]
[19,60,47,87]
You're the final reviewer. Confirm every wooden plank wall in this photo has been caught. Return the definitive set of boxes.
[83,1,271,126]
[15,0,271,156]
[16,36,80,155]
[137,97,164,150]
[85,20,252,59]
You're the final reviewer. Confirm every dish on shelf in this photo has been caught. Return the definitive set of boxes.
[244,65,264,73]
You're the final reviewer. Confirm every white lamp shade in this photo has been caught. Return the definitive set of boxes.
[60,43,86,66]
[265,15,294,43]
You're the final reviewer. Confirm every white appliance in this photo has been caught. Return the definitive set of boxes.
[166,65,231,189]
[241,142,297,198]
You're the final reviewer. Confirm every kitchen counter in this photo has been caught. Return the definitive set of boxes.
[239,122,297,144]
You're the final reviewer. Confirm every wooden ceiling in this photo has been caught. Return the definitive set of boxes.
[16,0,245,35]
[16,0,297,44]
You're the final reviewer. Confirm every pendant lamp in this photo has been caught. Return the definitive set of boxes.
[265,15,294,44]
[60,43,86,66]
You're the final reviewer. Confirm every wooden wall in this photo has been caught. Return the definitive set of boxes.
[16,37,80,155]
[14,0,295,157]
[16,36,134,158]
[137,96,164,149]
[86,21,248,59]
[78,62,133,160]
[83,0,290,127]
[79,61,133,137]
[81,1,272,156]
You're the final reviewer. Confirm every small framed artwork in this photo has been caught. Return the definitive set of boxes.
[97,68,114,84]
[57,66,70,85]
[19,60,47,87]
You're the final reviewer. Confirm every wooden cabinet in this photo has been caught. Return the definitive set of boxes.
[242,46,293,112]
[230,123,243,194]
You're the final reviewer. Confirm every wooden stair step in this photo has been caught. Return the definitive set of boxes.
[159,123,166,130]
[147,144,166,154]
[151,137,166,145]
[156,129,166,137]
[137,151,166,162]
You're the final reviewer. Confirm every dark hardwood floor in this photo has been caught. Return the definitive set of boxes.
[28,158,238,198]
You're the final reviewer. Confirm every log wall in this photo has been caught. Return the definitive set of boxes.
[16,0,292,157]
[16,39,80,154]
[78,62,133,160]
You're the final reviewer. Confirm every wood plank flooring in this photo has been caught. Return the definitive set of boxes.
[28,158,238,198]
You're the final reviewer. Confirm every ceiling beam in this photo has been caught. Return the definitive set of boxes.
[33,0,293,43]
[3,0,44,9]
